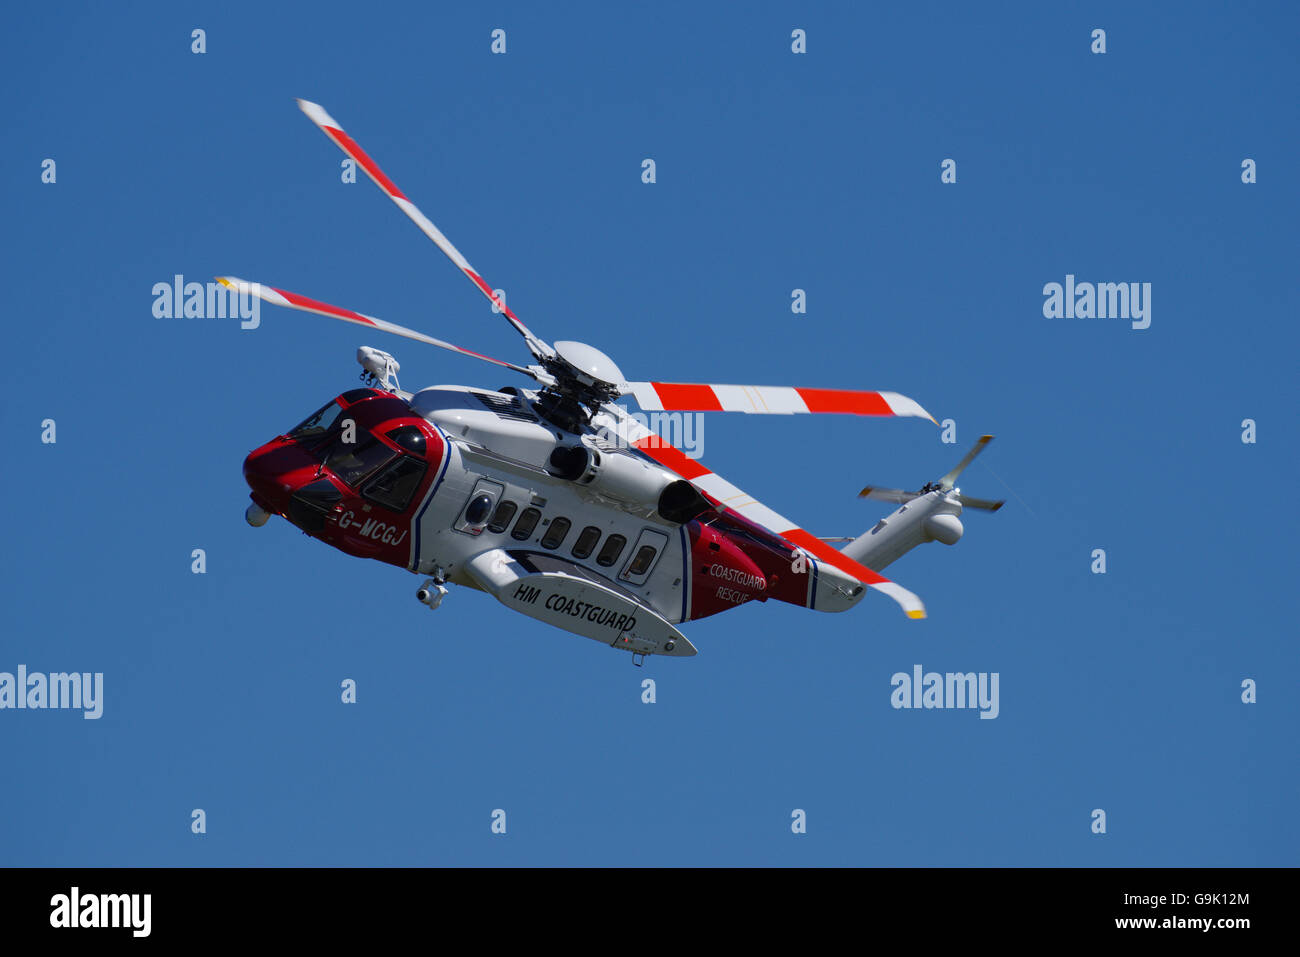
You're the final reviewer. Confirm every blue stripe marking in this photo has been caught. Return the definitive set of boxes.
[409,425,452,572]
[678,524,691,623]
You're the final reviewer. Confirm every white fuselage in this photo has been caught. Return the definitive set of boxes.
[405,385,691,627]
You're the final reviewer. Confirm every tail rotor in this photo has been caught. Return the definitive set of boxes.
[859,434,1005,512]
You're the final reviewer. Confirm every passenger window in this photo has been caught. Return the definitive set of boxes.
[511,507,541,541]
[626,544,658,577]
[487,500,518,533]
[571,526,601,559]
[596,534,627,567]
[540,517,571,550]
[464,494,494,526]
[362,456,428,512]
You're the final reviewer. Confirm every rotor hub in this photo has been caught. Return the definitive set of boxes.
[535,341,628,428]
[551,341,626,390]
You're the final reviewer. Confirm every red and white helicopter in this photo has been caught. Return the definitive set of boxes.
[225,99,1002,661]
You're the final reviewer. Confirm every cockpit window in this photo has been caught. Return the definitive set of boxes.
[324,436,397,489]
[363,456,427,512]
[386,425,426,456]
[289,401,347,444]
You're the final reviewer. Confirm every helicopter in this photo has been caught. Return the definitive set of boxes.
[223,99,1003,662]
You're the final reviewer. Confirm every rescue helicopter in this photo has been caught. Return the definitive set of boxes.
[224,99,1003,662]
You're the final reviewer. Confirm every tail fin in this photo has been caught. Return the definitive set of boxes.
[842,489,964,572]
[844,436,1003,571]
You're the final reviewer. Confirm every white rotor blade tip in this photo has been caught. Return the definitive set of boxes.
[215,276,288,307]
[879,391,937,425]
[871,580,927,619]
[297,98,341,130]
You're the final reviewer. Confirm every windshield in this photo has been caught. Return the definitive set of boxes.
[288,401,348,448]
[322,435,397,489]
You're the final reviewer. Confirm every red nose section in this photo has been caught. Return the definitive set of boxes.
[244,393,445,571]
[243,439,322,514]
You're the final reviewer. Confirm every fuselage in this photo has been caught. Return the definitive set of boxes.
[243,385,867,651]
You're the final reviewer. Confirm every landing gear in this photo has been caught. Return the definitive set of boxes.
[417,569,448,610]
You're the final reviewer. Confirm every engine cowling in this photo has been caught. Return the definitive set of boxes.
[549,443,712,524]
[550,444,674,503]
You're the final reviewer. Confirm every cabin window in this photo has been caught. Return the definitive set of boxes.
[625,544,658,577]
[511,507,542,541]
[453,481,505,536]
[596,534,627,567]
[464,493,494,526]
[487,500,518,534]
[540,517,571,550]
[571,526,601,559]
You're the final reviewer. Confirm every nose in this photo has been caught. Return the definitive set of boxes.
[244,450,291,514]
[244,442,319,514]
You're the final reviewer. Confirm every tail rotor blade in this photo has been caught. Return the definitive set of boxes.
[956,494,1005,512]
[858,486,920,505]
[939,434,994,489]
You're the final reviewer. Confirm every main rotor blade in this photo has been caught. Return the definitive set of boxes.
[626,383,936,422]
[595,401,927,620]
[216,277,538,379]
[295,99,552,360]
[940,434,995,489]
[858,486,920,506]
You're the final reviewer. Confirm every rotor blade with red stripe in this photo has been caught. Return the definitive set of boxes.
[627,383,936,422]
[295,99,552,360]
[592,404,927,620]
[215,277,537,378]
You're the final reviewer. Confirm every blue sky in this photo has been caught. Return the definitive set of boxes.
[2,1,1296,866]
